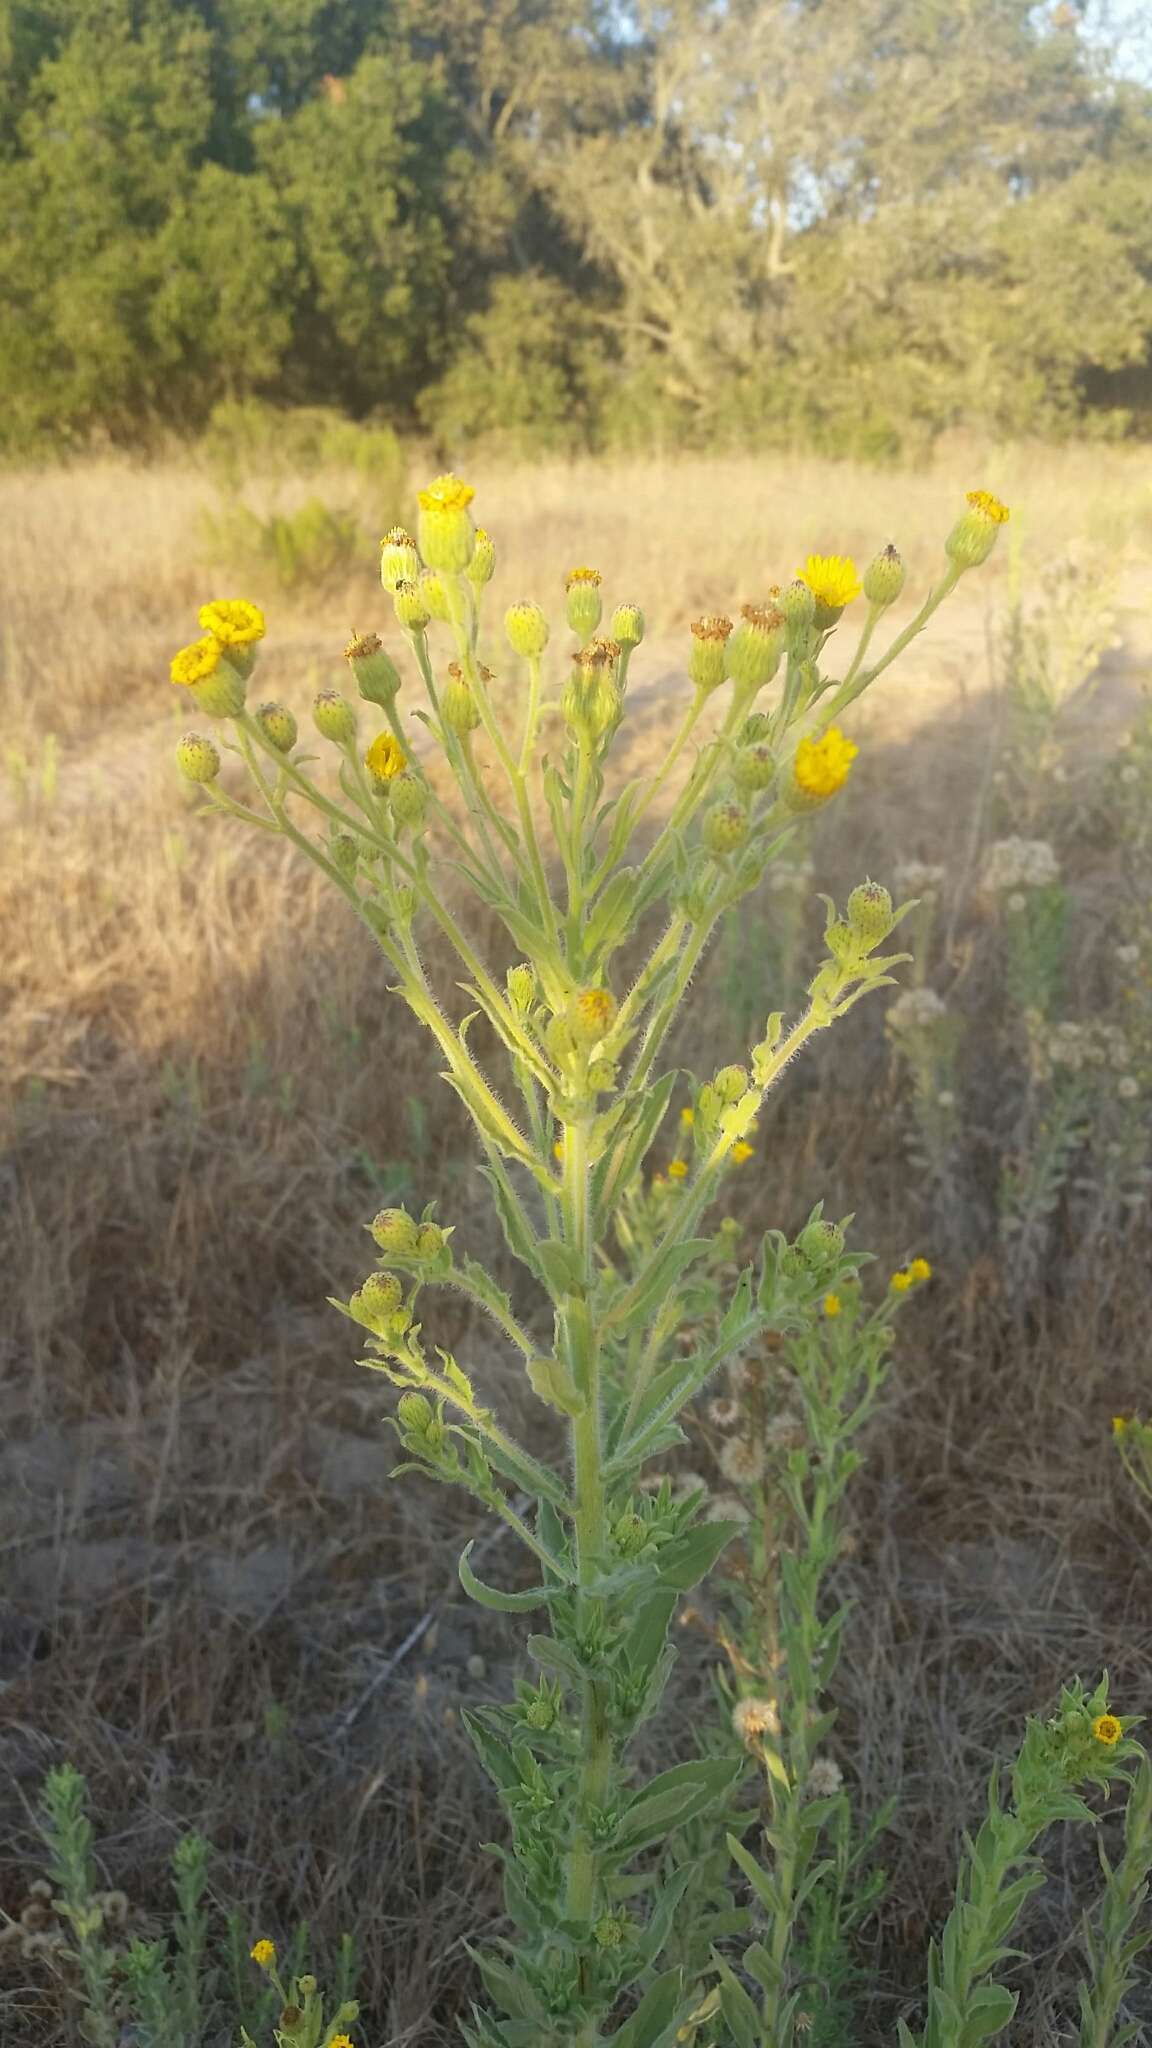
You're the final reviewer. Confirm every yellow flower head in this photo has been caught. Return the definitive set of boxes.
[798,555,862,612]
[823,1293,842,1318]
[792,727,858,803]
[553,1138,565,1162]
[668,1159,689,1180]
[170,635,223,688]
[249,1940,276,1969]
[1092,1714,1122,1746]
[907,1257,933,1284]
[680,1106,695,1126]
[565,566,603,589]
[329,2038,355,2048]
[966,490,1010,525]
[365,732,406,783]
[889,1270,913,1293]
[1112,1414,1131,1438]
[418,474,475,515]
[731,1141,755,1165]
[198,599,265,647]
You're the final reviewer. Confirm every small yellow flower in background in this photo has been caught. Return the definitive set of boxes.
[907,1258,933,1283]
[1112,1415,1131,1438]
[198,598,265,647]
[329,2037,355,2048]
[1092,1714,1122,1746]
[798,554,862,613]
[553,1139,565,1163]
[890,1270,913,1293]
[668,1159,689,1180]
[680,1106,695,1127]
[171,636,223,688]
[966,489,1010,525]
[790,727,859,806]
[250,1939,276,1968]
[823,1293,842,1317]
[731,1141,755,1165]
[365,732,406,783]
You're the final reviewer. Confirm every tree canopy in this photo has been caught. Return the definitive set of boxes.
[1,0,1150,454]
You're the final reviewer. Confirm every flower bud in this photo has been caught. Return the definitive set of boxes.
[798,1217,845,1266]
[389,772,427,829]
[370,1208,420,1256]
[565,567,603,639]
[846,879,895,945]
[397,1391,434,1433]
[613,1511,647,1557]
[380,527,420,592]
[703,802,749,857]
[254,701,298,753]
[417,474,476,574]
[825,919,860,966]
[740,712,772,745]
[563,646,620,743]
[611,602,644,650]
[415,1222,446,1259]
[506,963,536,1013]
[728,604,785,691]
[731,742,776,794]
[688,615,733,694]
[945,490,1010,570]
[862,544,905,609]
[779,578,816,654]
[393,579,430,633]
[505,601,550,660]
[357,1270,404,1323]
[345,632,401,707]
[329,832,360,877]
[714,1065,748,1103]
[467,527,496,586]
[569,987,617,1047]
[442,676,481,735]
[393,884,417,921]
[364,732,406,785]
[587,1057,616,1092]
[175,733,220,784]
[312,690,358,745]
[418,567,451,623]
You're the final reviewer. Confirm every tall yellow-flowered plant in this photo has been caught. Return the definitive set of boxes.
[168,478,1023,2048]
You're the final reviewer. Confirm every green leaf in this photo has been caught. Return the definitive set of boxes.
[466,1946,548,2023]
[460,1709,521,1792]
[615,1239,715,1337]
[657,1520,743,1591]
[526,1352,586,1417]
[535,1238,587,1298]
[615,1758,743,1857]
[595,1070,678,1213]
[958,1980,1018,2043]
[458,1541,559,1612]
[713,1954,760,2048]
[526,1634,585,1683]
[623,1586,679,1682]
[608,1967,685,2048]
[479,1166,541,1277]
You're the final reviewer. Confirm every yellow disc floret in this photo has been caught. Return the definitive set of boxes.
[906,1257,933,1284]
[789,727,858,807]
[418,474,475,516]
[198,599,265,647]
[171,636,223,689]
[249,1940,276,1968]
[1092,1714,1122,1746]
[823,1294,842,1317]
[365,732,407,784]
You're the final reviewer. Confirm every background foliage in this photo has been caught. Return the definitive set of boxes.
[3,0,1152,458]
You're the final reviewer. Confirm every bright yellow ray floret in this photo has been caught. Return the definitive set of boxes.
[798,554,862,610]
[792,727,858,801]
[171,635,224,688]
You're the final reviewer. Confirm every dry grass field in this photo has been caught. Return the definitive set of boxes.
[3,444,1152,2045]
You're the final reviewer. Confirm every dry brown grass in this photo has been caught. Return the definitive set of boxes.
[3,444,1152,2045]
